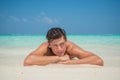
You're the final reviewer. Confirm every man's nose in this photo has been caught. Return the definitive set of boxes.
[57,46,62,50]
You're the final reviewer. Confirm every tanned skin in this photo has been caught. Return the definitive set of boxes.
[24,36,104,66]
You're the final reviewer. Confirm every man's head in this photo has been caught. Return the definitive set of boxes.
[46,27,67,42]
[46,27,67,56]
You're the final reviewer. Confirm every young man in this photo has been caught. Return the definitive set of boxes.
[24,27,104,66]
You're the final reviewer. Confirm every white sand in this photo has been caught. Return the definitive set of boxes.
[0,64,120,80]
[0,48,120,80]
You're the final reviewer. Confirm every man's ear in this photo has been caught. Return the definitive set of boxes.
[48,43,51,48]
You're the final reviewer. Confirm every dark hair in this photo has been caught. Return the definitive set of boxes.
[46,27,67,42]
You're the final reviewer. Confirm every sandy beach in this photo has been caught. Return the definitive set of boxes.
[0,48,120,80]
[0,0,120,79]
[0,35,120,80]
[0,64,120,80]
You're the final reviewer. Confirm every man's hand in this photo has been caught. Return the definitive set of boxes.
[59,54,70,62]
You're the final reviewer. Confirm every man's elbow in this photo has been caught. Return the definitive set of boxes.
[23,54,37,66]
[97,57,104,66]
[23,59,32,66]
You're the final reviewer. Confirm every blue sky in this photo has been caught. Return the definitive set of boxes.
[0,0,120,34]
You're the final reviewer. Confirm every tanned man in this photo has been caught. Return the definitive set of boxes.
[24,27,104,66]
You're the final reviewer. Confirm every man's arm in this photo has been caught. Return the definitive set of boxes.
[58,41,104,66]
[23,42,58,66]
[24,53,60,66]
[24,53,70,66]
[58,51,104,66]
[24,42,70,66]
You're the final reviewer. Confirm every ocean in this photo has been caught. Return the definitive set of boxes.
[0,34,120,67]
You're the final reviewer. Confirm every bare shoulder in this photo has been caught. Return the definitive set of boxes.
[31,42,49,56]
[40,42,49,47]
[66,40,82,52]
[66,40,86,56]
[66,40,98,58]
[66,40,82,49]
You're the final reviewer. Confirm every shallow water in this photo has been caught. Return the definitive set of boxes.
[0,34,120,67]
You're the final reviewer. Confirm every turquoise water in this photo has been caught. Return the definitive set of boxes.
[0,34,120,48]
[0,34,120,66]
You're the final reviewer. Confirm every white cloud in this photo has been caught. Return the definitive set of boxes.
[54,19,59,24]
[22,18,28,22]
[33,17,41,22]
[41,12,46,16]
[40,12,59,24]
[9,16,20,22]
[42,16,59,24]
[1,12,60,24]
[9,16,30,23]
[42,16,53,24]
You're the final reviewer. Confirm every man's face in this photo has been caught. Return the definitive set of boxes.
[49,36,66,56]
